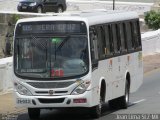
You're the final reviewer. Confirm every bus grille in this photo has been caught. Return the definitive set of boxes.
[35,91,68,94]
[38,98,65,103]
[27,81,74,89]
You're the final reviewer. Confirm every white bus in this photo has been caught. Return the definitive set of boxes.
[13,11,143,119]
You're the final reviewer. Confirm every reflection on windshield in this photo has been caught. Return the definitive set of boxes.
[14,36,89,79]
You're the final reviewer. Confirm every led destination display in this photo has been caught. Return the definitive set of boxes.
[16,21,87,35]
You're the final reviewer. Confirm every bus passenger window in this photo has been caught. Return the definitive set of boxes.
[111,24,119,54]
[125,22,133,51]
[116,24,121,52]
[130,22,136,49]
[133,21,141,49]
[104,25,112,56]
[96,26,106,59]
[119,23,127,52]
[89,28,99,61]
[137,21,142,48]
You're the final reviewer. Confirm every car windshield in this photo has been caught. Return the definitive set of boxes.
[20,0,39,2]
[14,35,89,79]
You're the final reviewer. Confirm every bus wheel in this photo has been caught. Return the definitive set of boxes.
[28,108,40,120]
[90,96,102,118]
[119,80,130,109]
[109,80,130,109]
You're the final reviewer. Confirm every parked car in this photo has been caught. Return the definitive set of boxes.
[17,0,67,13]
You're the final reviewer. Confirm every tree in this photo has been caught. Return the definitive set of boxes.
[145,10,160,30]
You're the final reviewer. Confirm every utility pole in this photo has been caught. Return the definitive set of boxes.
[113,0,115,10]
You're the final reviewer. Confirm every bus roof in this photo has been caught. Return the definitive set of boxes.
[17,10,139,26]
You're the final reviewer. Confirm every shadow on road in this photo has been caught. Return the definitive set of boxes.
[16,102,138,120]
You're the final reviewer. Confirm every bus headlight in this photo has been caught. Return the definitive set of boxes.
[71,80,91,95]
[14,83,32,96]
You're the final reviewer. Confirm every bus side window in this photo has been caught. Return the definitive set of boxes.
[119,23,127,52]
[133,20,142,49]
[104,25,112,56]
[130,21,136,49]
[116,24,121,52]
[111,24,119,54]
[96,26,106,59]
[124,22,134,51]
[137,21,142,48]
[89,27,99,63]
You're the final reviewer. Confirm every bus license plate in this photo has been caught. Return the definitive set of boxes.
[17,98,31,104]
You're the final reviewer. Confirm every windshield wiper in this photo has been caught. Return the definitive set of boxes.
[55,35,70,52]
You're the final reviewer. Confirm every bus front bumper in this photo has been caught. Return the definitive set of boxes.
[14,90,95,108]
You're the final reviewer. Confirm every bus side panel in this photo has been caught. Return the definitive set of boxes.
[111,56,125,99]
[90,69,102,106]
[91,59,113,104]
[130,51,143,93]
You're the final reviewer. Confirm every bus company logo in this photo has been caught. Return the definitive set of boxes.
[48,90,54,95]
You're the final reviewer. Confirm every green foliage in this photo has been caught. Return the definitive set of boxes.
[145,10,160,30]
[11,14,20,24]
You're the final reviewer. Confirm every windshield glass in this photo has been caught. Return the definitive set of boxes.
[14,36,89,79]
[20,0,38,2]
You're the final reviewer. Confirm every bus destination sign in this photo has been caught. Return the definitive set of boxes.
[17,21,86,34]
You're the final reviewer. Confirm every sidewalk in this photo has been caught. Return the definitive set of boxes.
[0,92,26,114]
[143,54,160,73]
[0,53,160,114]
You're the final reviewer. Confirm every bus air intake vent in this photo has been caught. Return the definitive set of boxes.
[27,81,74,88]
[35,91,68,94]
[38,98,65,103]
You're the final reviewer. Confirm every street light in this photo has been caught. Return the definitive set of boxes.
[113,0,115,10]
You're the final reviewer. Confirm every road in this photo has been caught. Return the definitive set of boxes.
[5,69,160,120]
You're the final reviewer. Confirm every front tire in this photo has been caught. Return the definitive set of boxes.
[28,108,40,120]
[89,96,102,118]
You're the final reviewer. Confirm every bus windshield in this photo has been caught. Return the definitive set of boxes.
[14,35,89,79]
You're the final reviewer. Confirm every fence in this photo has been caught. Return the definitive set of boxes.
[142,29,160,56]
[0,57,12,93]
